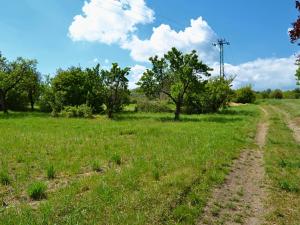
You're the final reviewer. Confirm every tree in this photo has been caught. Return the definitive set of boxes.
[290,1,300,83]
[51,65,104,113]
[138,47,212,120]
[101,63,130,118]
[290,1,300,45]
[234,86,256,104]
[21,64,41,110]
[185,77,233,114]
[0,53,37,113]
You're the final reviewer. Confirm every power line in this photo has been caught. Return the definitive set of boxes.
[213,39,230,78]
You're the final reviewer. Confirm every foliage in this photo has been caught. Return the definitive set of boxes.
[101,63,130,118]
[60,104,93,118]
[234,86,256,104]
[270,89,283,99]
[185,77,233,114]
[290,1,300,45]
[27,182,47,200]
[135,100,173,113]
[0,170,10,185]
[0,53,38,113]
[51,65,104,113]
[138,47,212,120]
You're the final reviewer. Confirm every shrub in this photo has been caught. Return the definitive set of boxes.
[111,154,121,165]
[61,104,93,118]
[234,86,256,104]
[0,171,10,185]
[270,89,283,99]
[136,100,172,113]
[46,165,55,179]
[28,182,47,200]
[184,77,233,114]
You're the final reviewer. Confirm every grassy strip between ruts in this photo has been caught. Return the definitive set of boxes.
[262,100,300,225]
[0,105,258,225]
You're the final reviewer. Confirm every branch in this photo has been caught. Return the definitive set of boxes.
[162,90,177,104]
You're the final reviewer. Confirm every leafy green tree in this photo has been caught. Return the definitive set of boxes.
[101,63,130,118]
[51,65,104,113]
[0,53,38,113]
[24,70,41,110]
[138,47,212,120]
[185,77,233,114]
[85,64,105,113]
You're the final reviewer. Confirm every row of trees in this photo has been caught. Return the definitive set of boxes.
[0,48,237,120]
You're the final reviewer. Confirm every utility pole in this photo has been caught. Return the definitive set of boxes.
[213,39,230,78]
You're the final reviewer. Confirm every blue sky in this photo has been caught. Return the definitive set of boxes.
[0,0,298,90]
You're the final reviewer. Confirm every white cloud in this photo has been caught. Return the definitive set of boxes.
[128,64,147,89]
[211,55,298,90]
[122,17,218,62]
[69,0,154,44]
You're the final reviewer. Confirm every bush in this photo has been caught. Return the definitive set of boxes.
[136,100,173,113]
[61,105,93,118]
[184,77,233,114]
[28,182,47,200]
[46,165,55,179]
[271,89,283,99]
[0,171,10,185]
[234,86,256,104]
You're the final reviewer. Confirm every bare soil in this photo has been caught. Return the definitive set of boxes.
[198,107,268,225]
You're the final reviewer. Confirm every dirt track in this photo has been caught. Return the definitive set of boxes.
[198,107,268,225]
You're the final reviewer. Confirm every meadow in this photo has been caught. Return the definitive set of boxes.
[0,105,259,225]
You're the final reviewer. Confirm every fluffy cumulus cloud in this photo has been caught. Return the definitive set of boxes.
[69,0,154,44]
[122,17,218,62]
[69,1,298,90]
[211,55,298,90]
[128,64,147,89]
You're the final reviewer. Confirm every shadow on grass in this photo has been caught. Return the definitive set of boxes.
[0,111,50,119]
[113,113,245,123]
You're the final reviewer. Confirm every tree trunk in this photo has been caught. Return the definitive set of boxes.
[0,91,8,113]
[108,109,113,119]
[30,100,34,111]
[174,101,181,121]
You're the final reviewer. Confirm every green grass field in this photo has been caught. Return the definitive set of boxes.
[261,100,300,225]
[0,106,259,225]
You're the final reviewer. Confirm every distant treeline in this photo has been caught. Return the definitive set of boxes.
[255,89,300,100]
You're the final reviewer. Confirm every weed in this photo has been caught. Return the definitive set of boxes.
[46,165,55,179]
[279,180,299,193]
[92,161,103,172]
[152,169,160,181]
[211,205,221,217]
[111,154,121,165]
[28,182,47,200]
[0,171,10,185]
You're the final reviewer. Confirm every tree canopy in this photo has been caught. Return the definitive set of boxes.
[138,47,212,120]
